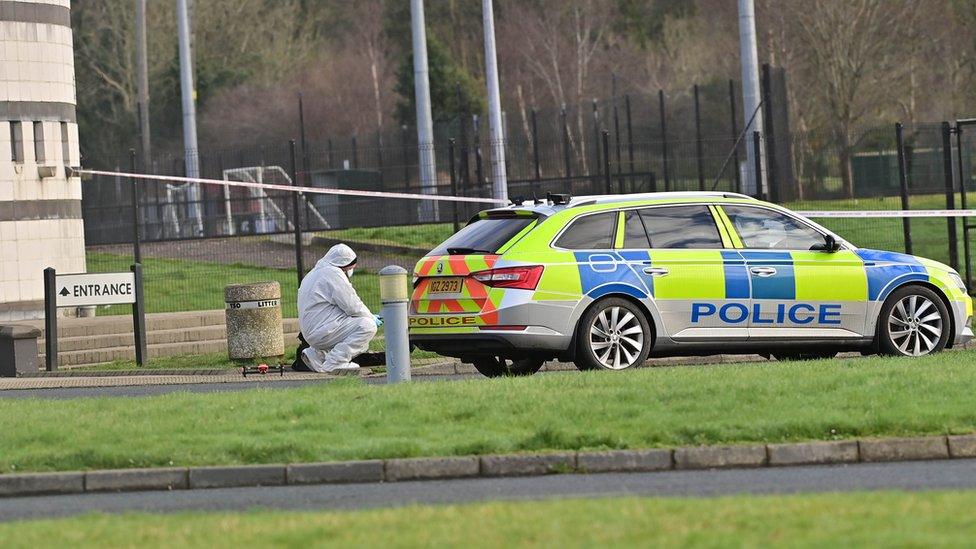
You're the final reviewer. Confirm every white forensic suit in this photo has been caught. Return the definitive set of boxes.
[297,244,378,372]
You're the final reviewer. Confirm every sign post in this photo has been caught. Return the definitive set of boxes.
[44,266,146,370]
[131,264,147,366]
[43,267,57,371]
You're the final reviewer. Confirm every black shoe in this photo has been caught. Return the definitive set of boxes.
[292,333,312,371]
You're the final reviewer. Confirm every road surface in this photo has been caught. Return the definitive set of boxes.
[2,459,974,522]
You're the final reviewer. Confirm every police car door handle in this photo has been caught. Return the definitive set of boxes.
[643,267,669,277]
[750,266,777,277]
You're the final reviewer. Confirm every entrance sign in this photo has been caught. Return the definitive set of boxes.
[43,265,147,371]
[55,272,136,307]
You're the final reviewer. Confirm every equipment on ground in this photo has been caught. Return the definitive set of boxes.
[241,363,285,377]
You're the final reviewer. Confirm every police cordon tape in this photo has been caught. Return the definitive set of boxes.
[72,169,976,217]
[799,209,976,218]
[74,169,508,205]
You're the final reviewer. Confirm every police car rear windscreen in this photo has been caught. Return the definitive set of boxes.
[430,217,535,256]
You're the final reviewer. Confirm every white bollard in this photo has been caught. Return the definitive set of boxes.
[379,265,411,383]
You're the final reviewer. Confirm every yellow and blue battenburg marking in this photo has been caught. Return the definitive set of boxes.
[567,247,966,328]
[574,251,651,299]
[856,249,929,301]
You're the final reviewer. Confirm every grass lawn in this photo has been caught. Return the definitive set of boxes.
[320,223,453,250]
[3,491,976,547]
[3,351,976,473]
[86,253,382,317]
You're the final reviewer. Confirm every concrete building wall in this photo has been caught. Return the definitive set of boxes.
[0,0,85,321]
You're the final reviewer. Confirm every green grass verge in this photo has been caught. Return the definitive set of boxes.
[86,253,381,317]
[320,223,454,250]
[3,351,976,473]
[3,491,976,547]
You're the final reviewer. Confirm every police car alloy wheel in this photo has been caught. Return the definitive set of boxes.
[878,285,950,357]
[576,298,651,371]
[471,356,545,377]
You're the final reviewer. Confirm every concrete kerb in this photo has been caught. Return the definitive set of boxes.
[0,435,973,498]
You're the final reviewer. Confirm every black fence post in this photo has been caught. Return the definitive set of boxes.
[298,92,311,182]
[376,132,384,186]
[955,122,971,288]
[602,130,612,194]
[457,83,470,188]
[612,74,622,189]
[43,267,57,372]
[694,84,705,191]
[351,135,359,169]
[131,263,147,367]
[129,148,141,264]
[591,99,601,177]
[289,139,305,285]
[401,125,410,187]
[530,108,541,186]
[449,139,460,233]
[561,105,572,178]
[941,121,959,271]
[658,90,670,191]
[895,123,913,255]
[625,94,634,192]
[753,131,764,199]
[761,64,779,203]
[729,79,742,194]
[474,115,485,195]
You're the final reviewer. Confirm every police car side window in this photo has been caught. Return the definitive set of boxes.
[723,205,825,250]
[639,205,723,249]
[622,210,650,248]
[555,212,616,249]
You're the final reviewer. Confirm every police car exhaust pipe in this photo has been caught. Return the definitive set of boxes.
[379,265,411,383]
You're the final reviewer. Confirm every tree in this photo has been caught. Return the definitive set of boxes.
[499,0,613,173]
[788,0,912,199]
[393,35,485,127]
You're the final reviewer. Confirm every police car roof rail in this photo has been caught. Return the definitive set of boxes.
[567,191,757,208]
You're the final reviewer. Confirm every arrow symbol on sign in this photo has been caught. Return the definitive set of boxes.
[59,287,70,297]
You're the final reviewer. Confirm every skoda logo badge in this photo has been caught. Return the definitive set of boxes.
[436,262,444,274]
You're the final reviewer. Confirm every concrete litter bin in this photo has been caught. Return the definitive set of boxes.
[224,281,284,361]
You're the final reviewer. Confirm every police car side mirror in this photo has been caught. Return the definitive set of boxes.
[815,234,841,253]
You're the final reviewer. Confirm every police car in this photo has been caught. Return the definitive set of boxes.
[408,192,973,377]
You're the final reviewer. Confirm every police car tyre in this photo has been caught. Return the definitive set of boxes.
[878,285,950,357]
[471,356,545,377]
[575,298,652,371]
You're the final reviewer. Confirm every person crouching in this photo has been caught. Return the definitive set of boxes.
[296,244,382,373]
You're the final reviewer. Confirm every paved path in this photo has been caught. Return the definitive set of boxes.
[0,372,479,399]
[1,459,974,522]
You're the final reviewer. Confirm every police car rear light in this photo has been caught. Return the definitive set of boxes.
[471,266,544,290]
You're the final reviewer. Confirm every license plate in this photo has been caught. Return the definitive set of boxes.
[429,277,463,294]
